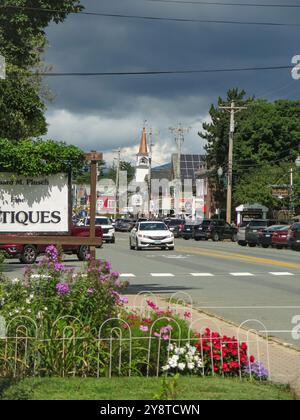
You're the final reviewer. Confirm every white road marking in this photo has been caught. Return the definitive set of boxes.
[120,273,136,278]
[230,273,255,277]
[162,255,190,259]
[269,272,295,276]
[190,273,214,277]
[150,273,175,277]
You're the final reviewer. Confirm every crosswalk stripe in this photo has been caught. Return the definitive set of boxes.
[269,272,294,276]
[120,273,136,278]
[230,273,255,276]
[190,273,214,277]
[151,273,175,277]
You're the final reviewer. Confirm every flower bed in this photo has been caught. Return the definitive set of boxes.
[0,248,269,380]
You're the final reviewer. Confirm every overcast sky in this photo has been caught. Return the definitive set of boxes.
[44,0,300,166]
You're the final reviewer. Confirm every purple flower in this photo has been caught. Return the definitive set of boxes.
[56,283,70,296]
[140,325,149,332]
[54,262,66,272]
[244,362,269,380]
[160,325,173,334]
[154,332,161,338]
[111,271,120,278]
[105,261,112,271]
[87,288,95,295]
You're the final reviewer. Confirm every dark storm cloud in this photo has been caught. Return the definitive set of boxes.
[43,0,300,156]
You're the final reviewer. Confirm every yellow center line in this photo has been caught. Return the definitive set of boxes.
[176,246,300,269]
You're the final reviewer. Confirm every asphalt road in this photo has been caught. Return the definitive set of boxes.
[3,233,300,347]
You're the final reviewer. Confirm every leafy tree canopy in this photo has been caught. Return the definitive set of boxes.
[0,138,85,176]
[0,1,83,67]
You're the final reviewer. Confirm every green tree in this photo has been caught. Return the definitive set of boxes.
[107,161,136,184]
[0,1,83,140]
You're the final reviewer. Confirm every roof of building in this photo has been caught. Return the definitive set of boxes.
[172,154,206,182]
[138,127,148,155]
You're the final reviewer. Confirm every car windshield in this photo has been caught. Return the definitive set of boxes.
[249,220,268,227]
[168,220,184,226]
[139,223,168,231]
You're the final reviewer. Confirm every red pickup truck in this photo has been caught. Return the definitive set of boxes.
[0,225,103,264]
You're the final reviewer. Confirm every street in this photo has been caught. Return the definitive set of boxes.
[4,233,300,348]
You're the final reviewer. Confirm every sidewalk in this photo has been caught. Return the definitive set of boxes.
[126,293,300,394]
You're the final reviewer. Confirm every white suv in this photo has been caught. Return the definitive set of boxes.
[130,221,174,251]
[83,217,115,244]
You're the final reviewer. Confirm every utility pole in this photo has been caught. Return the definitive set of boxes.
[169,123,191,216]
[148,128,154,218]
[220,102,247,224]
[114,148,121,219]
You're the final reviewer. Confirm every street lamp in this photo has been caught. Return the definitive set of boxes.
[217,167,223,179]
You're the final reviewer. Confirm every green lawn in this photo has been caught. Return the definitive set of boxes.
[1,377,296,400]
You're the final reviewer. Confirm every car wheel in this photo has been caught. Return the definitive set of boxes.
[20,245,38,264]
[212,233,220,242]
[261,244,269,249]
[194,237,201,241]
[184,237,189,240]
[248,243,256,248]
[168,247,175,251]
[77,245,90,261]
[276,245,283,250]
[238,241,247,247]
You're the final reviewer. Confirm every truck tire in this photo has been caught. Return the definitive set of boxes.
[212,233,220,242]
[77,245,90,261]
[20,245,38,264]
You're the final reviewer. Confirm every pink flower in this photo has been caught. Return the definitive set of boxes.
[153,332,161,338]
[184,311,191,319]
[140,325,149,332]
[146,300,159,311]
[162,335,170,341]
[87,288,95,295]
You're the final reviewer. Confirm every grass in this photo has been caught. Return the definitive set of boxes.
[1,377,297,400]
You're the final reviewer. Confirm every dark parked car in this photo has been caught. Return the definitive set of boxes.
[194,220,237,242]
[287,223,300,250]
[180,224,195,240]
[115,219,133,232]
[245,219,277,247]
[165,219,186,238]
[258,225,287,248]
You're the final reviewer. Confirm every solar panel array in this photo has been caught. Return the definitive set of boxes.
[180,154,206,181]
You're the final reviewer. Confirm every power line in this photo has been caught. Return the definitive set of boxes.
[146,0,300,9]
[2,5,300,27]
[15,64,295,78]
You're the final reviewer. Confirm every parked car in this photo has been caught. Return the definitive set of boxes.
[271,225,291,249]
[287,223,300,250]
[129,221,174,251]
[81,216,115,243]
[0,225,103,264]
[245,219,277,247]
[180,224,195,240]
[237,221,251,246]
[194,220,237,242]
[258,225,287,248]
[165,219,186,238]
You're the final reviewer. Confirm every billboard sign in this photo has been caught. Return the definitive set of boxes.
[0,173,70,233]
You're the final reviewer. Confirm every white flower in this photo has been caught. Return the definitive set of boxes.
[187,362,195,370]
[26,299,31,305]
[44,307,48,311]
[162,365,169,372]
[178,363,186,371]
[9,312,12,317]
[172,355,179,361]
[14,309,19,314]
[30,293,34,299]
[11,278,20,284]
[30,274,41,279]
[197,360,203,368]
[37,311,43,320]
[27,309,31,314]
[179,347,186,355]
[167,344,174,352]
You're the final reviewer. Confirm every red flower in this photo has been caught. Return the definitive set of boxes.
[250,355,255,363]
